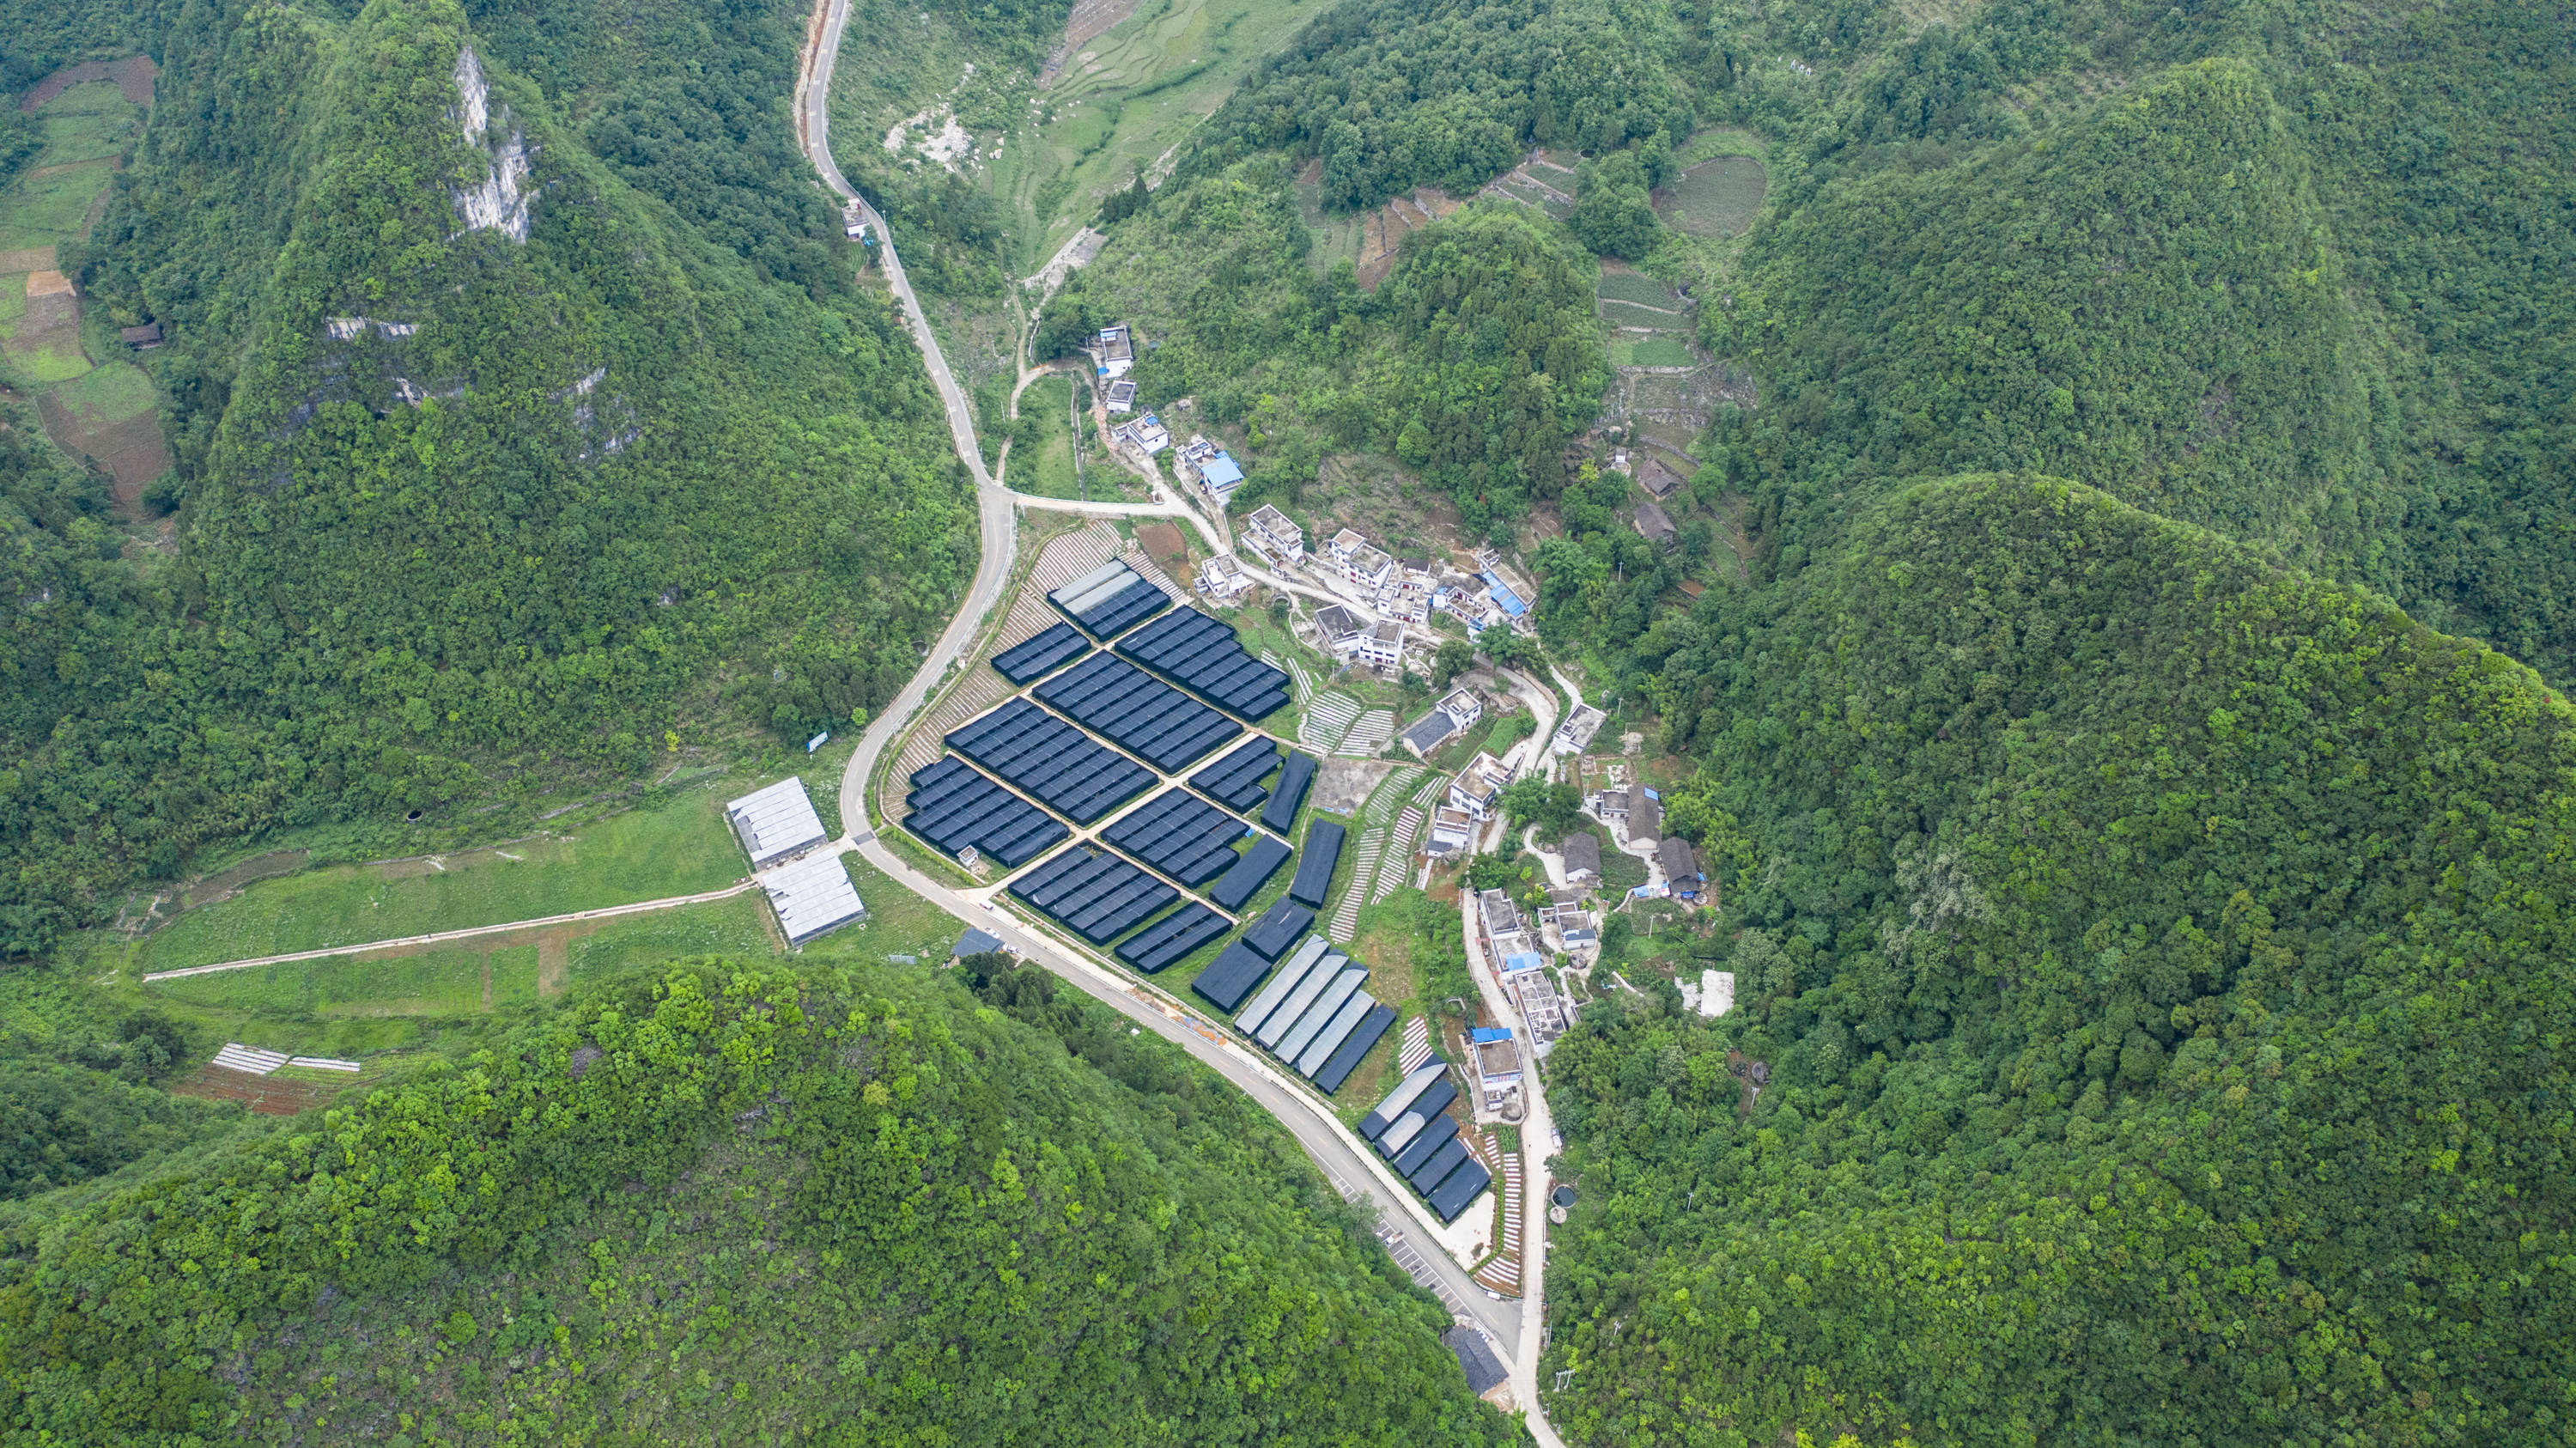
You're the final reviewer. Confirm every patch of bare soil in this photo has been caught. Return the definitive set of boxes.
[1354,189,1462,289]
[18,56,156,111]
[538,934,571,997]
[1135,520,1187,569]
[39,392,167,512]
[0,246,55,273]
[183,850,312,910]
[1315,757,1394,815]
[173,1064,342,1116]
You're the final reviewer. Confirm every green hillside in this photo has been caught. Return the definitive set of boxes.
[1545,474,2576,1444]
[0,0,970,950]
[0,958,1522,1445]
[1713,61,2377,570]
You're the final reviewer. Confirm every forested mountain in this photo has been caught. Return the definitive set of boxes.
[0,0,971,951]
[0,958,1523,1445]
[1091,0,2576,1442]
[1547,474,2576,1443]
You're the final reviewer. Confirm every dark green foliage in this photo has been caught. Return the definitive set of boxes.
[1431,637,1475,686]
[1567,151,1657,259]
[0,107,38,190]
[1546,474,2576,1444]
[1375,207,1609,531]
[1498,778,1583,837]
[0,960,1522,1445]
[0,1061,237,1201]
[1710,61,2379,579]
[1194,0,1693,210]
[2,0,969,952]
[468,0,846,293]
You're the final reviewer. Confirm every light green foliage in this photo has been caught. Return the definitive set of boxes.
[0,960,1523,1445]
[45,362,155,424]
[132,782,746,974]
[1548,475,2576,1444]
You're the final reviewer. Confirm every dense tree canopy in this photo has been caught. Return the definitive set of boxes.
[0,959,1522,1444]
[1190,0,1692,210]
[1545,475,2576,1444]
[0,0,971,952]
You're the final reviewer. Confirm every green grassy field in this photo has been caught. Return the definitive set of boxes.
[1613,335,1697,368]
[131,777,754,974]
[984,0,1323,265]
[1011,374,1086,497]
[1656,155,1767,240]
[142,853,975,1059]
[27,82,142,167]
[0,272,22,329]
[4,333,89,384]
[1595,270,1681,309]
[51,359,156,423]
[0,157,117,252]
[1599,299,1684,330]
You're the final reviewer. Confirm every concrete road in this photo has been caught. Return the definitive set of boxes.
[796,0,1556,1403]
[848,833,1523,1352]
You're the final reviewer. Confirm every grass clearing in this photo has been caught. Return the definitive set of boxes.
[1011,374,1086,498]
[0,157,118,252]
[933,0,1321,269]
[1596,270,1682,309]
[5,338,90,384]
[1656,155,1767,240]
[0,273,22,332]
[131,776,751,974]
[52,360,156,423]
[1600,299,1684,329]
[27,82,142,168]
[1613,336,1698,368]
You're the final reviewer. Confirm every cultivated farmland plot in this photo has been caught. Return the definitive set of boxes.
[1656,155,1768,239]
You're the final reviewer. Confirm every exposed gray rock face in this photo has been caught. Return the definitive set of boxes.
[450,46,529,242]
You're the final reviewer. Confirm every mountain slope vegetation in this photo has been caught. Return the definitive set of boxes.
[0,958,1522,1445]
[0,0,971,951]
[1546,474,2576,1444]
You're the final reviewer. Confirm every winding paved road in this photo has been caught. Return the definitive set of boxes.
[794,2,1564,1426]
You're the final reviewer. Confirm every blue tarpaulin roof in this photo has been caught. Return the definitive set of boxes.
[1501,952,1545,974]
[1480,570,1527,617]
[1470,1026,1513,1043]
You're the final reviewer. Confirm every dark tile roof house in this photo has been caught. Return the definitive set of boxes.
[1659,836,1703,897]
[1627,780,1660,842]
[1633,500,1678,547]
[1561,831,1601,882]
[1443,1327,1509,1396]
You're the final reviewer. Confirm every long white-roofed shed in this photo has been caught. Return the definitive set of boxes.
[756,851,868,946]
[726,778,829,870]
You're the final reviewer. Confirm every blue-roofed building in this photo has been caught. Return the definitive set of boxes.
[951,928,1005,961]
[1470,1026,1513,1043]
[1501,951,1546,974]
[1177,434,1245,505]
[1480,569,1527,618]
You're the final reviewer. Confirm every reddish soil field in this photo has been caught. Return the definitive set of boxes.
[172,1064,344,1116]
[17,56,157,111]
